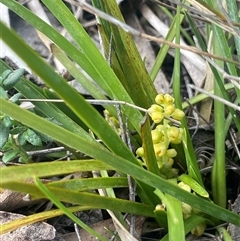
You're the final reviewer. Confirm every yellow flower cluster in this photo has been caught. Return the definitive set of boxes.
[136,94,185,178]
[148,94,185,123]
[178,182,206,236]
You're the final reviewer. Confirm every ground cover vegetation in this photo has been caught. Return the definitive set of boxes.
[0,0,240,240]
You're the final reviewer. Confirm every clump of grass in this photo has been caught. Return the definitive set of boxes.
[0,0,240,240]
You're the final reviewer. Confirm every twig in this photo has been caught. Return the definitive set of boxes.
[19,98,182,126]
[63,0,240,67]
[26,147,65,156]
[74,223,82,241]
[115,105,138,238]
[229,128,240,161]
[203,56,240,89]
[188,84,240,111]
[19,99,148,112]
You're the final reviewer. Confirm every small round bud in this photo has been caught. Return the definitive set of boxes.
[164,105,175,116]
[148,104,163,113]
[182,202,192,218]
[136,147,144,157]
[156,124,165,132]
[167,126,179,141]
[165,158,174,168]
[166,149,177,158]
[150,111,164,123]
[191,222,206,236]
[171,109,185,120]
[155,94,165,105]
[104,109,110,116]
[154,143,167,157]
[167,126,183,144]
[155,204,166,211]
[148,105,164,123]
[151,129,163,143]
[164,94,174,105]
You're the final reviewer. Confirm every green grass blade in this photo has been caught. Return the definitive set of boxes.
[185,14,240,132]
[154,188,185,241]
[13,79,89,136]
[0,160,112,183]
[150,2,187,81]
[211,29,226,208]
[156,179,185,241]
[172,5,181,109]
[140,115,160,176]
[50,44,116,115]
[160,6,194,46]
[41,0,145,124]
[205,0,240,101]
[226,0,240,59]
[161,214,208,241]
[2,180,155,217]
[173,5,203,184]
[165,194,185,241]
[92,0,157,107]
[48,177,128,191]
[34,176,109,241]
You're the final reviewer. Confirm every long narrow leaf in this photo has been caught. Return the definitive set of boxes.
[2,181,154,217]
[93,0,157,107]
[1,205,95,234]
[0,160,112,183]
[34,177,109,241]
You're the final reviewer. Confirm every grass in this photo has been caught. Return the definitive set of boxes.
[0,0,240,240]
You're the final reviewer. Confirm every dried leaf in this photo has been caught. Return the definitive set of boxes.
[0,211,56,241]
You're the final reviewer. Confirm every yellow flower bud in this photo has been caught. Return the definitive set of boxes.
[182,202,192,218]
[155,204,166,211]
[156,124,165,132]
[148,104,163,113]
[154,143,167,157]
[166,149,177,158]
[167,126,179,141]
[171,109,185,120]
[165,158,174,168]
[136,147,144,157]
[191,222,206,236]
[164,104,175,116]
[150,111,164,123]
[148,105,164,123]
[151,129,163,143]
[155,94,165,105]
[167,126,183,144]
[164,94,174,105]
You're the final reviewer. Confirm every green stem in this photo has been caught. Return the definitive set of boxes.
[211,27,226,208]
